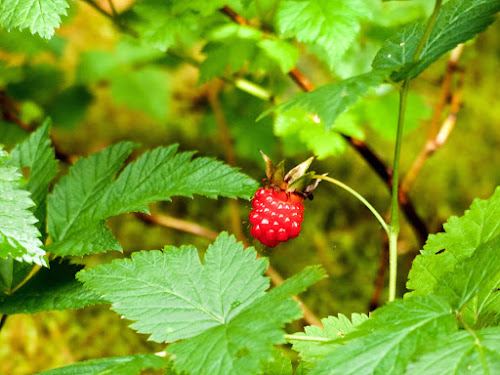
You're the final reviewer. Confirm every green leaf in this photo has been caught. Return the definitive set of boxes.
[0,260,101,314]
[47,85,93,129]
[0,29,66,57]
[311,295,457,375]
[276,0,370,66]
[0,148,46,266]
[35,353,170,375]
[0,121,28,147]
[110,67,169,121]
[97,145,259,218]
[261,348,293,375]
[78,233,326,375]
[291,313,368,366]
[274,108,364,159]
[407,187,500,297]
[257,39,299,73]
[406,327,500,375]
[265,70,387,130]
[168,264,326,375]
[7,120,58,236]
[0,0,69,38]
[48,142,136,243]
[372,0,500,81]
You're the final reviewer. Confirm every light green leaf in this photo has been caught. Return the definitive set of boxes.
[35,353,170,375]
[291,313,368,366]
[406,327,500,375]
[311,295,457,375]
[0,0,69,38]
[372,0,500,81]
[0,148,46,266]
[78,233,325,375]
[168,264,326,375]
[110,67,169,121]
[0,260,101,314]
[7,119,58,236]
[407,187,500,297]
[48,142,136,243]
[261,348,293,375]
[276,0,370,66]
[266,70,387,130]
[257,39,299,73]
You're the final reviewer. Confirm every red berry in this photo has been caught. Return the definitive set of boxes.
[249,187,304,247]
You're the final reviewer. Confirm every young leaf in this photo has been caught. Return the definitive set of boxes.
[0,260,102,314]
[265,70,387,130]
[276,0,370,66]
[0,0,70,39]
[7,119,58,235]
[406,327,500,375]
[291,313,368,366]
[311,295,457,375]
[408,187,500,297]
[78,233,326,375]
[35,353,170,375]
[372,0,500,81]
[0,148,46,266]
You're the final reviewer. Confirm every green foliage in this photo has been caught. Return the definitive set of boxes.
[276,0,371,66]
[46,86,93,129]
[36,353,170,375]
[406,328,500,374]
[260,349,293,375]
[0,147,46,266]
[373,0,500,81]
[408,187,500,297]
[0,260,101,314]
[0,0,69,38]
[266,70,387,130]
[311,295,457,375]
[291,313,368,366]
[79,233,326,374]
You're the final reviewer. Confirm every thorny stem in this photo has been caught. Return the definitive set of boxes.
[388,0,443,302]
[314,175,389,236]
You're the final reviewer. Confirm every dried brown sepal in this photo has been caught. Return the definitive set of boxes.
[284,156,316,185]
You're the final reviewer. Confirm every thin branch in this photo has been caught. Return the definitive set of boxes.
[0,314,7,333]
[402,44,465,192]
[107,0,118,18]
[218,5,429,245]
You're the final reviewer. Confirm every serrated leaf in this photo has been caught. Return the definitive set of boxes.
[78,233,325,375]
[266,70,387,130]
[0,260,102,314]
[408,187,500,297]
[35,353,169,375]
[311,295,457,375]
[0,0,69,38]
[97,145,259,218]
[48,142,136,243]
[168,264,326,375]
[406,327,500,375]
[110,67,169,121]
[291,313,368,366]
[0,148,46,266]
[7,119,58,236]
[372,0,500,81]
[276,0,370,66]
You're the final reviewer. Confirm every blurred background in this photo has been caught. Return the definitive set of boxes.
[0,0,499,373]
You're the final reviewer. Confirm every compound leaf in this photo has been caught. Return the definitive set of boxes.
[372,0,500,81]
[0,0,70,39]
[311,295,456,375]
[0,148,46,266]
[276,0,370,66]
[0,260,102,314]
[36,353,170,375]
[406,328,500,375]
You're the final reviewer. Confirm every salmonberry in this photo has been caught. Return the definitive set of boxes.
[248,152,323,247]
[249,188,304,247]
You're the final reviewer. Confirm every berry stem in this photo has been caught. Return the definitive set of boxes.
[313,175,389,235]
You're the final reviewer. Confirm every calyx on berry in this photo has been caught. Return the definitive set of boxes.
[248,152,323,247]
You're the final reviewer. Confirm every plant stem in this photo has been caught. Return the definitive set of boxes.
[388,0,443,302]
[284,334,333,343]
[314,175,389,236]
